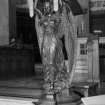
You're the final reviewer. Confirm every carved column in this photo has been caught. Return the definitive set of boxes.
[9,0,16,42]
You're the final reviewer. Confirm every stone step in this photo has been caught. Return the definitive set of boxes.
[0,87,45,99]
[0,96,38,105]
[58,103,78,105]
[0,95,80,105]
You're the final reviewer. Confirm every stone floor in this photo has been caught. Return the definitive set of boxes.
[0,72,104,105]
[0,75,80,105]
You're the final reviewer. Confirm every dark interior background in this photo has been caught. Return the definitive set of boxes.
[16,11,42,63]
[90,13,105,36]
[16,11,68,61]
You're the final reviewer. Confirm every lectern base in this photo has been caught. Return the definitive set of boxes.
[35,94,55,105]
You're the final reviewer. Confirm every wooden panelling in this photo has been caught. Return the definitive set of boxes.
[72,38,89,82]
[76,0,89,37]
[72,38,99,83]
[92,40,99,82]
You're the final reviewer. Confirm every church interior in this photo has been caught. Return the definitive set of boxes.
[0,0,105,105]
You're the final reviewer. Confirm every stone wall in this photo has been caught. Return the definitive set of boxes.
[0,0,9,45]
